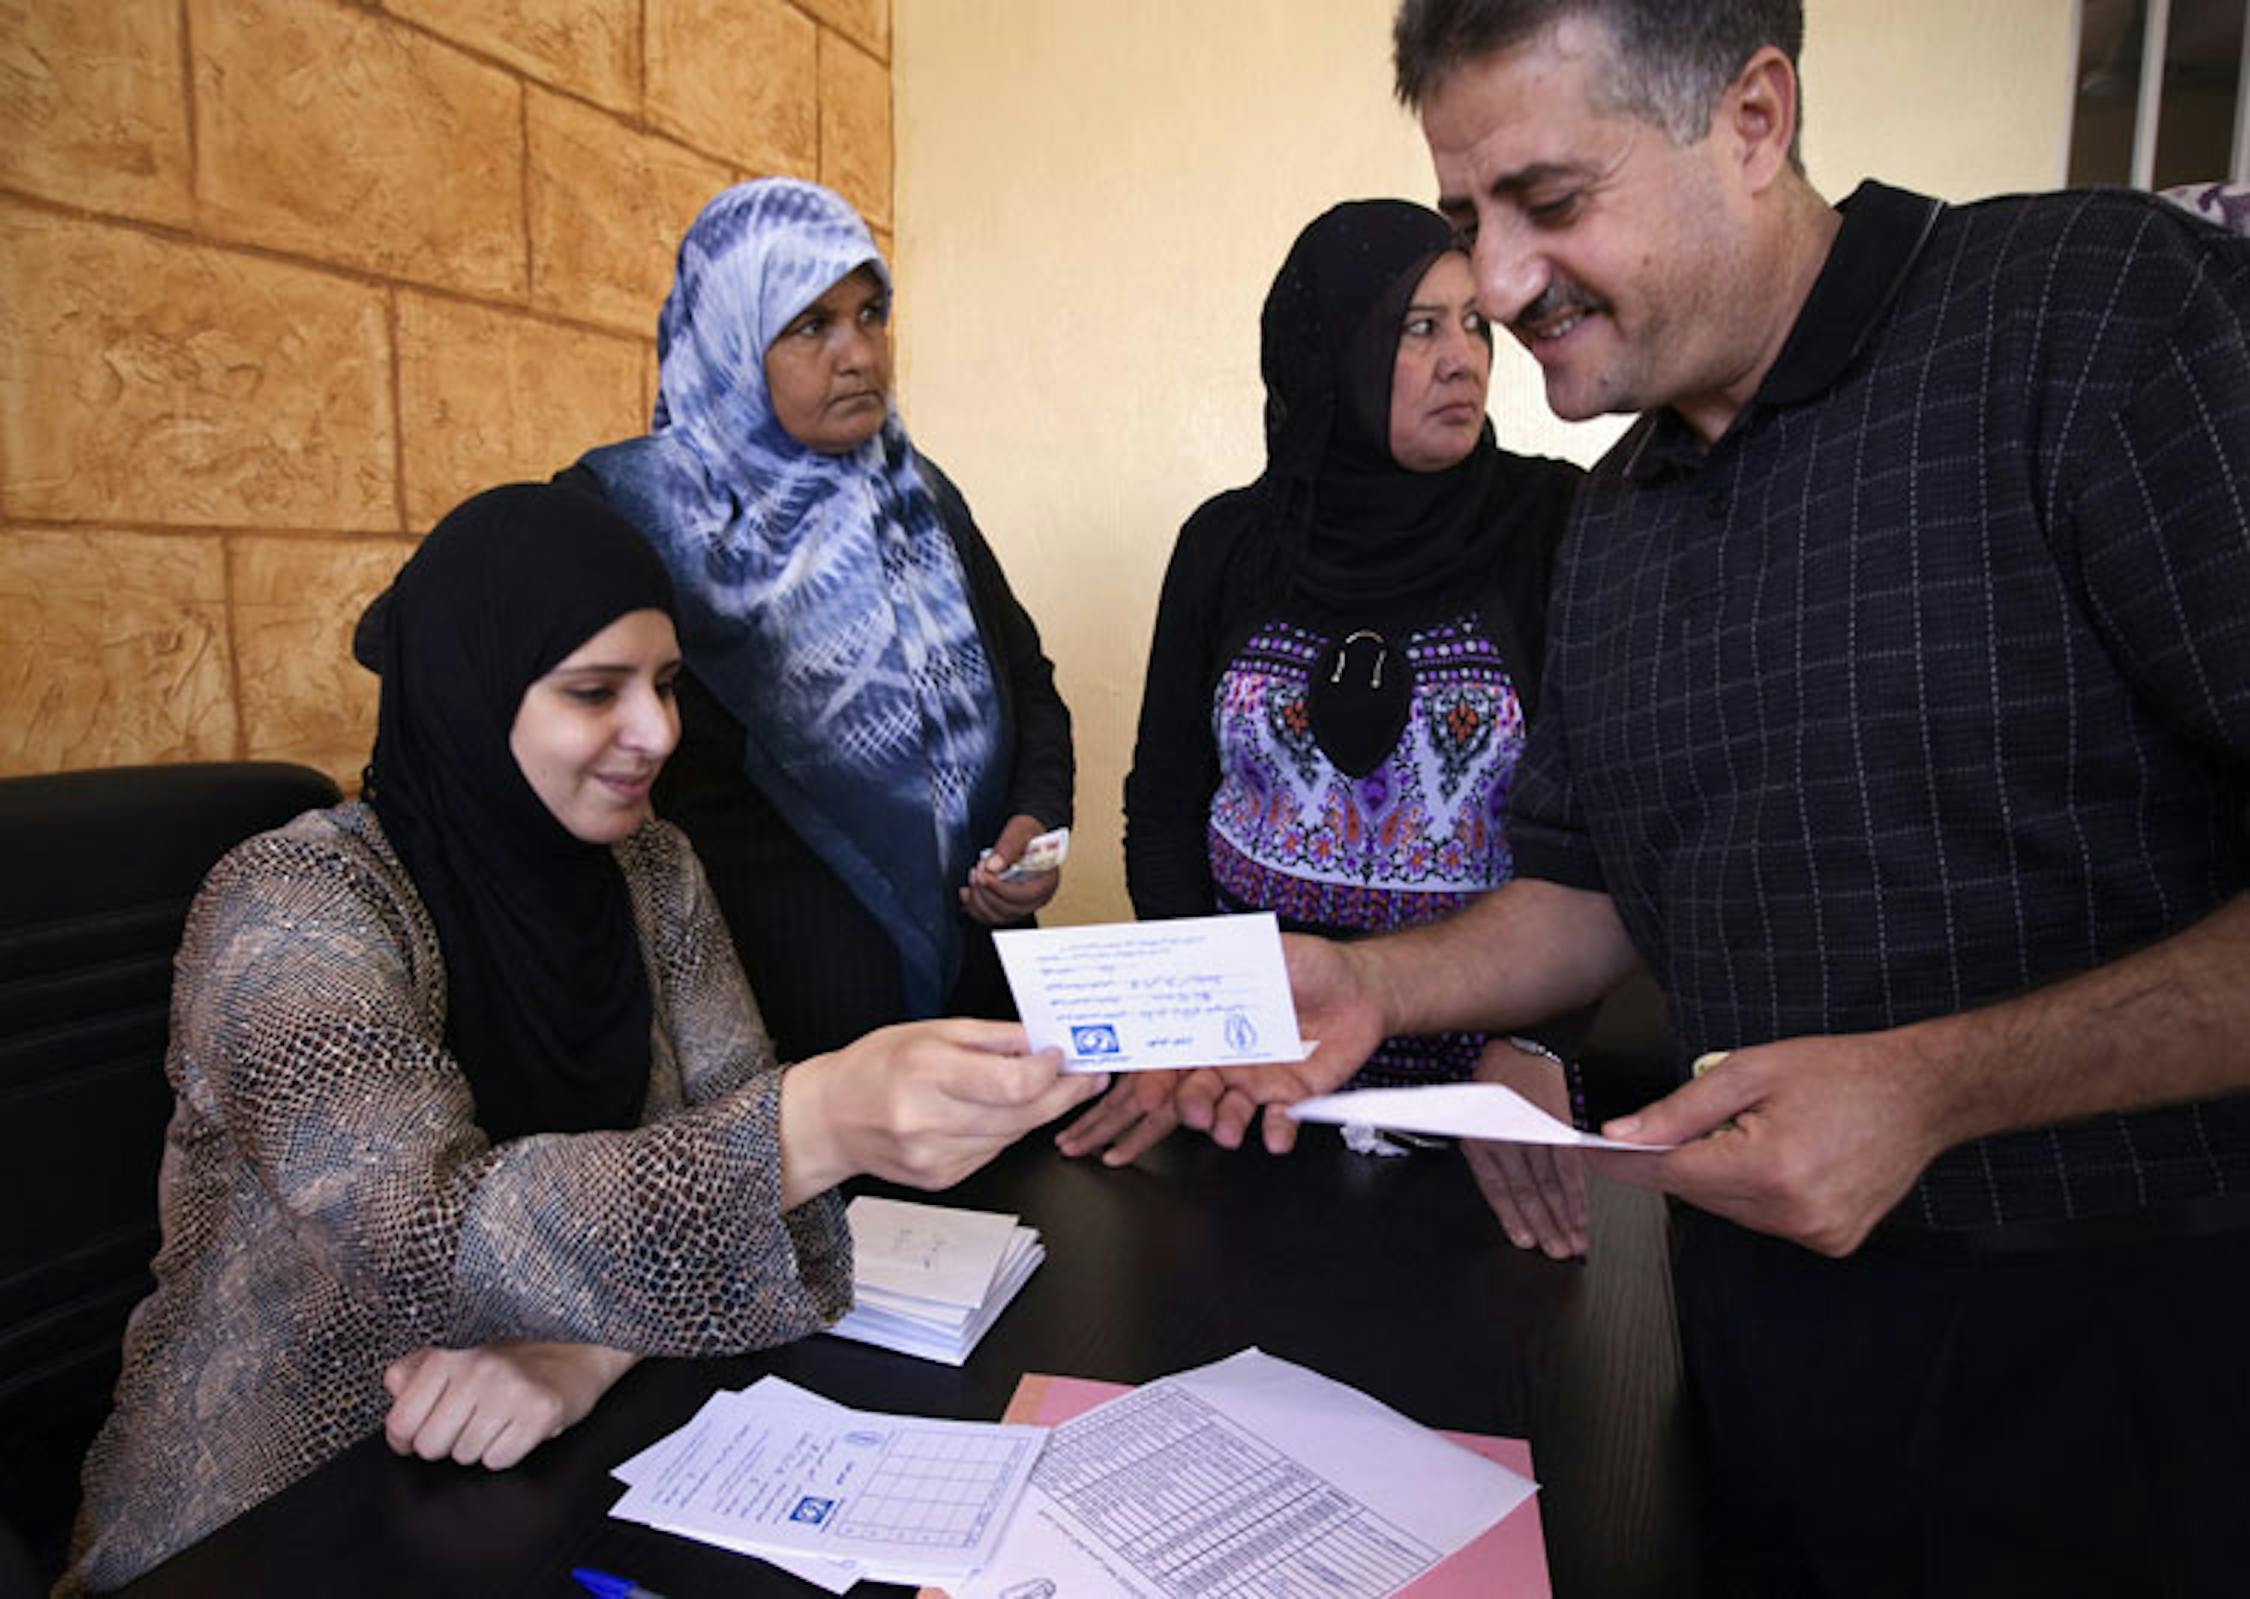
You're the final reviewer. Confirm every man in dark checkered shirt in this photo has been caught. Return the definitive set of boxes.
[1144,1,2250,1591]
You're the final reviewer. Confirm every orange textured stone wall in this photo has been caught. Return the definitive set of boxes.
[0,0,893,788]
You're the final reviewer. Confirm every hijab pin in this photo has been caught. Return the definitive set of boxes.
[1333,628,1388,689]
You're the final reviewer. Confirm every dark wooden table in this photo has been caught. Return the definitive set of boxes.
[121,1126,1700,1598]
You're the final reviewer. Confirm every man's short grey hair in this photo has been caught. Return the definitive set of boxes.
[1393,0,1805,165]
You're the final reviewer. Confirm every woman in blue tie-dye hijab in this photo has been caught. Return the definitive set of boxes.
[571,179,1073,1056]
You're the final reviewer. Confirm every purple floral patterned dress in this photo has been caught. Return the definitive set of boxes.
[1208,612,1526,1086]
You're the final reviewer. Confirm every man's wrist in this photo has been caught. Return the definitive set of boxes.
[1349,936,1413,1039]
[1889,1010,1992,1153]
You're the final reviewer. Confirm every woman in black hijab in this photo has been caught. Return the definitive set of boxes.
[363,480,676,1144]
[66,482,1099,1593]
[1058,200,1583,1170]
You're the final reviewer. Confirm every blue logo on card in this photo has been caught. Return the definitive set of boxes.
[1224,1011,1259,1053]
[791,1496,835,1525]
[1070,1024,1121,1057]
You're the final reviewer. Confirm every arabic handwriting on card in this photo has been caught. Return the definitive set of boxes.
[845,1196,1020,1305]
[992,914,1308,1072]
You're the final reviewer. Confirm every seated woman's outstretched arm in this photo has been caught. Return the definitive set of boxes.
[186,815,1095,1363]
[782,1017,1097,1199]
[649,815,1101,1200]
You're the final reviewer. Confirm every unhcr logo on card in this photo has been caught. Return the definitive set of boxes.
[1070,1024,1121,1057]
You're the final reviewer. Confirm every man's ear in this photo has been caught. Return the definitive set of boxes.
[1719,45,1799,192]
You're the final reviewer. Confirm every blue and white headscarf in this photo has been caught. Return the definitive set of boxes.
[580,178,1003,1016]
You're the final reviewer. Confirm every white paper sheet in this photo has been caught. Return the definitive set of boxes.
[612,1378,861,1592]
[608,1386,1045,1586]
[954,1348,1537,1599]
[1290,1081,1677,1150]
[993,913,1309,1071]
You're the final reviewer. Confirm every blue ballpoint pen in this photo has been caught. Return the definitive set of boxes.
[570,1567,673,1599]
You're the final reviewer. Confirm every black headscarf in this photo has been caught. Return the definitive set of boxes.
[1256,200,1568,774]
[361,481,677,1143]
[1258,198,1510,612]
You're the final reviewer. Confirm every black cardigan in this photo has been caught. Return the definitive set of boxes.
[557,457,1073,1061]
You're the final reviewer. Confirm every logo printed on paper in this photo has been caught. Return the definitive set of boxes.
[1070,1024,1121,1057]
[790,1496,835,1525]
[1224,1011,1259,1053]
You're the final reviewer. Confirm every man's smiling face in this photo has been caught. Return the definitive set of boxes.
[1424,16,1764,431]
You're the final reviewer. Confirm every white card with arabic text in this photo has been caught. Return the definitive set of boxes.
[993,913,1310,1072]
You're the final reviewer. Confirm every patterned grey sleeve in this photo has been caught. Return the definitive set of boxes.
[179,828,851,1358]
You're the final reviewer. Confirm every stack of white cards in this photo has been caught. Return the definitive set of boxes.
[826,1196,1042,1366]
[609,1375,1046,1593]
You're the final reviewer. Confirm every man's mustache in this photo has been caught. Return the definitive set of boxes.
[1512,279,1605,331]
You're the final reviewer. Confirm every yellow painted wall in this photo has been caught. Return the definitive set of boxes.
[0,0,893,788]
[1802,0,2077,200]
[894,0,2077,927]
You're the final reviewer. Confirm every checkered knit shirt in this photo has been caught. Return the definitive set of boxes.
[1513,181,2250,1235]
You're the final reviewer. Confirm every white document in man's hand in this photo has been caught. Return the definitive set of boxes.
[1290,1081,1676,1150]
[993,912,1309,1072]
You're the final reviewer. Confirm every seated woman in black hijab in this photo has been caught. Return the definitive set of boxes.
[63,482,1100,1593]
[1058,201,1584,1209]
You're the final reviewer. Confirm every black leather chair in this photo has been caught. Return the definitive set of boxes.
[0,761,341,1582]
